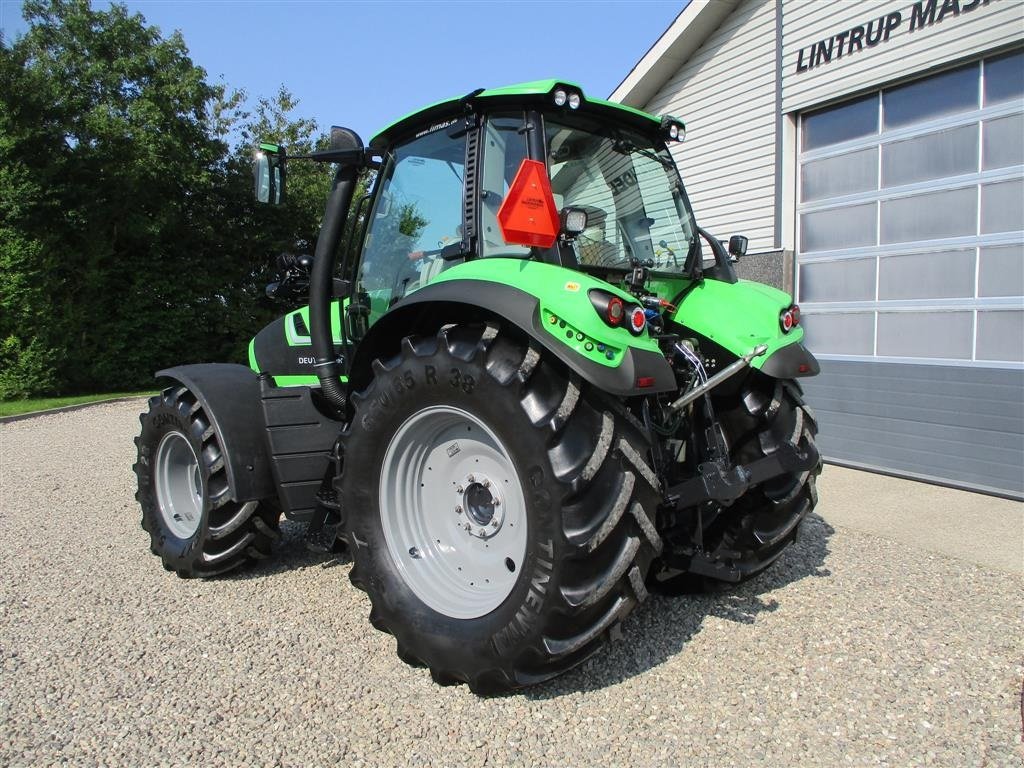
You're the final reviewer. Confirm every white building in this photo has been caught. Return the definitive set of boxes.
[612,0,1024,497]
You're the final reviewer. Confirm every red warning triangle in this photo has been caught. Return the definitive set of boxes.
[496,159,560,249]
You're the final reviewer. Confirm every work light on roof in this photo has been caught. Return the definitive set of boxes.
[552,86,582,109]
[660,116,685,143]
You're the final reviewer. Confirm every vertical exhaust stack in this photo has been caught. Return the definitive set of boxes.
[307,127,366,412]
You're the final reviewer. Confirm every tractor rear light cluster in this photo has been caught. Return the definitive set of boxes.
[780,304,801,333]
[552,86,583,110]
[589,290,647,336]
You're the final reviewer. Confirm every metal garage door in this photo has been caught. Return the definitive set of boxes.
[795,49,1024,498]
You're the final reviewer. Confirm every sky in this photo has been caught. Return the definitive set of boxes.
[0,0,684,143]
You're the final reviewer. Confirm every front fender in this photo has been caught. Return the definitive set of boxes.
[349,269,676,396]
[155,364,276,502]
[671,279,818,378]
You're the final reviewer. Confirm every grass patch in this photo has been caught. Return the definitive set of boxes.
[0,391,155,418]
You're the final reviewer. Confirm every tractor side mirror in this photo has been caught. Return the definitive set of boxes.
[728,235,748,260]
[254,143,286,205]
[329,125,362,152]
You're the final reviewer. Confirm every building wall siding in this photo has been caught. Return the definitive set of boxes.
[645,0,779,254]
[781,0,1024,113]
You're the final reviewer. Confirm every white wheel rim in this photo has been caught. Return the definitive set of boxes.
[154,431,204,539]
[379,405,528,619]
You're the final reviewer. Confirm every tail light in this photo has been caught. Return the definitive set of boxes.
[589,290,648,335]
[780,304,800,333]
[607,297,624,326]
[629,306,646,334]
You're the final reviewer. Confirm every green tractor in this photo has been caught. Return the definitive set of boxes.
[133,80,821,693]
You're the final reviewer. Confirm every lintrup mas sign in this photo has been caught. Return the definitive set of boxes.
[796,0,995,73]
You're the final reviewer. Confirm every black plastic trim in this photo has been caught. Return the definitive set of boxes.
[759,341,820,379]
[155,364,276,502]
[259,379,342,521]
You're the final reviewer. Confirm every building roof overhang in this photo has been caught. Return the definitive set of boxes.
[610,0,740,107]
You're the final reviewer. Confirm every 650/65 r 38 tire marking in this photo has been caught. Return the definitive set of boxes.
[133,385,280,578]
[338,323,663,694]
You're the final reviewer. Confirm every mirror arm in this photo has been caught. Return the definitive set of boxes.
[697,226,738,284]
[288,147,378,165]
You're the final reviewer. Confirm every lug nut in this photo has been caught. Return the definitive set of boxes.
[467,474,475,483]
[456,485,464,493]
[464,523,472,532]
[455,505,463,514]
[478,528,487,537]
[482,480,490,488]
[490,519,499,528]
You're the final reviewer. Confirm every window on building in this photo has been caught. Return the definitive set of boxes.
[983,49,1024,105]
[797,51,1024,365]
[802,93,878,151]
[882,63,978,129]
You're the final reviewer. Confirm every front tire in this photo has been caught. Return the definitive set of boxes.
[715,375,821,573]
[133,385,280,578]
[338,324,663,693]
[675,374,821,587]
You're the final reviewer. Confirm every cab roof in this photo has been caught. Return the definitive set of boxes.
[369,79,665,149]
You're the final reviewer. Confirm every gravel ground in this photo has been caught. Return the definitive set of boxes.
[1,400,1022,767]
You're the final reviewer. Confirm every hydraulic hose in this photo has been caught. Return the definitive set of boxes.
[310,163,360,411]
[669,344,768,412]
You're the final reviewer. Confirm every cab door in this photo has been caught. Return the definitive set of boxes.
[348,125,468,341]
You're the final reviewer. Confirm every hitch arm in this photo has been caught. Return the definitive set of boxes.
[664,439,820,511]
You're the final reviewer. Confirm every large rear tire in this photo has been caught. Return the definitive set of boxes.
[338,323,663,693]
[133,385,281,578]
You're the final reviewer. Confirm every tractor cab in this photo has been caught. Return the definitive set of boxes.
[351,81,698,331]
[256,81,704,345]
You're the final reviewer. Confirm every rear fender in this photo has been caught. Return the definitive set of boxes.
[348,270,676,396]
[155,364,276,502]
[671,279,819,378]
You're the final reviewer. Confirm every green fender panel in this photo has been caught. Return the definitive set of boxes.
[431,260,664,363]
[670,279,815,374]
[350,259,677,396]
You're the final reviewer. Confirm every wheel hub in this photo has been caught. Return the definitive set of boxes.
[379,405,528,619]
[457,475,505,538]
[153,430,203,539]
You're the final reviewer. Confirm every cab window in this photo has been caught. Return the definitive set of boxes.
[356,126,466,324]
[479,113,531,259]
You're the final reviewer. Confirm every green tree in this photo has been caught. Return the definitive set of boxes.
[0,0,339,397]
[1,0,228,393]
